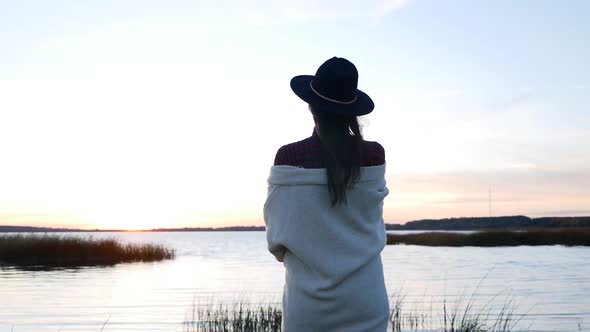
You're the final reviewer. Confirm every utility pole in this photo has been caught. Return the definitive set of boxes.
[488,186,492,217]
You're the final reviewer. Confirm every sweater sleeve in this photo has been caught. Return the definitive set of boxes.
[267,232,287,262]
[264,185,287,262]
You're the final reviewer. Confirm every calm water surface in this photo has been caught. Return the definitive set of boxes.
[1,232,589,331]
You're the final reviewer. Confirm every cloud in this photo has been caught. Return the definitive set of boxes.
[234,0,412,24]
[488,88,536,114]
[537,210,590,216]
[430,88,464,98]
[389,169,590,194]
[429,196,532,205]
[502,163,538,170]
[383,168,590,221]
[0,213,88,228]
[374,0,411,20]
[385,168,590,220]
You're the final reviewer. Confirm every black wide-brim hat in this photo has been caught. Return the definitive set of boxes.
[290,57,374,116]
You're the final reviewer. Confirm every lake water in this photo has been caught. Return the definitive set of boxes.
[0,232,589,332]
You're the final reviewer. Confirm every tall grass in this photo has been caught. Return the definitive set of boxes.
[388,292,526,331]
[0,234,175,267]
[183,302,282,332]
[182,293,527,332]
[387,228,590,246]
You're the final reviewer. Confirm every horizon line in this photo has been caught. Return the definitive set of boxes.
[1,215,589,232]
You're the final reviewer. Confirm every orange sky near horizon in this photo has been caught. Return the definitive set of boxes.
[2,169,588,230]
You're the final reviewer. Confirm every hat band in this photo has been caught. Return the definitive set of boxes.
[309,81,358,105]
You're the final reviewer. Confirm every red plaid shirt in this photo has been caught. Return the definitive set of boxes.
[274,130,385,168]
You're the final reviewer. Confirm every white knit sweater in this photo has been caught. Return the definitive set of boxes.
[264,164,390,332]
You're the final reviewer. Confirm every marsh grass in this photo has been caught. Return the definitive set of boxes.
[388,288,527,332]
[387,228,590,247]
[0,234,175,267]
[6,293,528,331]
[182,292,527,332]
[183,302,282,332]
[438,294,524,332]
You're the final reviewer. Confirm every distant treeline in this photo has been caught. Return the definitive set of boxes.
[0,226,123,233]
[387,228,590,246]
[150,226,265,232]
[2,216,590,233]
[0,225,266,233]
[385,216,590,230]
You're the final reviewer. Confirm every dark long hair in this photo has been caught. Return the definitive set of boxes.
[310,105,363,207]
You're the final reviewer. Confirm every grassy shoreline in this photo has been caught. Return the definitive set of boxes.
[0,234,175,267]
[387,228,590,246]
[181,294,528,332]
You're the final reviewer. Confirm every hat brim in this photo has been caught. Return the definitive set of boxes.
[290,75,374,116]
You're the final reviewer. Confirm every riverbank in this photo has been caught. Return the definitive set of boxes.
[0,234,175,267]
[387,228,590,246]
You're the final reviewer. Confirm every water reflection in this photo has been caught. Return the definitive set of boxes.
[0,232,588,332]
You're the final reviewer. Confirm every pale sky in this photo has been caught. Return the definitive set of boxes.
[0,0,589,229]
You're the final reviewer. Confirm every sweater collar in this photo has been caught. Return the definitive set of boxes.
[268,163,386,185]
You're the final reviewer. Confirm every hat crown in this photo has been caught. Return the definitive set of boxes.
[289,56,374,116]
[311,57,359,104]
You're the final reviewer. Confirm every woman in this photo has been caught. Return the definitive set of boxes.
[263,57,390,332]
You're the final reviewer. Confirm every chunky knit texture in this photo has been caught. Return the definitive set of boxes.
[264,164,389,332]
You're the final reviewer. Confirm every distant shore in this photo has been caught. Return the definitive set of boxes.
[0,225,266,233]
[1,215,589,233]
[385,215,590,231]
[387,228,590,246]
